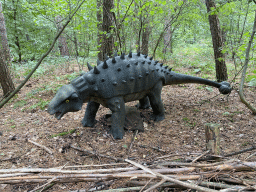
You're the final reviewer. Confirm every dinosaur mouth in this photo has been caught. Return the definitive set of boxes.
[55,112,63,120]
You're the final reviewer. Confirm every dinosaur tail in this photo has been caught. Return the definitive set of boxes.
[165,72,232,95]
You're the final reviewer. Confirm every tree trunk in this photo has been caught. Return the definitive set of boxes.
[102,0,114,57]
[97,0,103,61]
[0,2,15,97]
[205,0,228,82]
[12,0,21,62]
[56,16,69,56]
[163,19,172,54]
[141,24,150,55]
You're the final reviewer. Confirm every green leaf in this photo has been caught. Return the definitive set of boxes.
[178,1,183,6]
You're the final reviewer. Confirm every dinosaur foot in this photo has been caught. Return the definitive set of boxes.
[110,127,125,139]
[81,118,96,127]
[151,114,165,122]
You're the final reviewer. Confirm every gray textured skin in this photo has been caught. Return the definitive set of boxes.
[48,52,232,139]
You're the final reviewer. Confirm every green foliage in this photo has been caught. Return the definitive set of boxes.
[29,99,50,110]
[51,129,76,137]
[249,78,256,87]
[13,100,27,109]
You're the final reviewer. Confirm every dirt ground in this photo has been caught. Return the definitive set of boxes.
[0,65,256,192]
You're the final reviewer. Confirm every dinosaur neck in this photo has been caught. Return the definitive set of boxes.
[165,72,221,88]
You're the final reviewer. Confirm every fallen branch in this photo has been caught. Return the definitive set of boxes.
[30,177,57,192]
[27,139,53,155]
[125,159,218,192]
[144,179,166,192]
[224,146,256,157]
[0,167,136,174]
[192,150,211,163]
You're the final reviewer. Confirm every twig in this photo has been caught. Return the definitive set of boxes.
[144,179,166,192]
[30,177,57,192]
[127,130,138,156]
[125,159,218,192]
[138,145,167,153]
[156,152,200,159]
[246,151,256,160]
[92,186,142,192]
[224,146,256,157]
[189,180,247,190]
[0,167,137,174]
[157,159,237,168]
[70,145,124,162]
[27,139,53,155]
[139,178,153,192]
[192,150,211,163]
[0,173,30,178]
[59,163,128,169]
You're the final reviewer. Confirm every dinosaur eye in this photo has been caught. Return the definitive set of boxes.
[66,100,69,103]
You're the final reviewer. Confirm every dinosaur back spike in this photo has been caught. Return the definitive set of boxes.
[93,66,100,74]
[149,56,153,60]
[103,60,108,69]
[87,62,93,71]
[128,51,132,58]
[120,53,125,60]
[114,51,118,57]
[112,57,116,63]
[144,54,148,58]
[137,52,140,56]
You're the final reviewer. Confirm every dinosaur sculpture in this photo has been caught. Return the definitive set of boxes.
[48,52,232,139]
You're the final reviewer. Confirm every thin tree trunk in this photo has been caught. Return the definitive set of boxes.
[56,16,70,56]
[12,0,21,62]
[163,19,172,54]
[205,0,228,82]
[0,2,15,97]
[141,24,150,55]
[102,0,114,57]
[97,0,103,61]
[238,10,256,114]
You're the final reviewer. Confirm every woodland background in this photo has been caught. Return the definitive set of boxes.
[0,0,256,191]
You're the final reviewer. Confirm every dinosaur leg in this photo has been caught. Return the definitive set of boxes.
[137,96,151,109]
[148,81,165,122]
[81,101,100,127]
[107,96,125,139]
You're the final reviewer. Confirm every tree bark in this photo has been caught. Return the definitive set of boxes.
[102,0,114,57]
[55,16,69,56]
[163,19,173,54]
[205,0,228,82]
[97,0,103,61]
[141,24,150,55]
[0,2,15,97]
[12,0,21,62]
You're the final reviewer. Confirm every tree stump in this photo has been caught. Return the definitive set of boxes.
[205,123,220,155]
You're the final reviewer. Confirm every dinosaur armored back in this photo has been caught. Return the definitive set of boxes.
[48,52,232,139]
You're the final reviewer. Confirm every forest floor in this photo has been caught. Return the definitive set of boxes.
[0,61,256,192]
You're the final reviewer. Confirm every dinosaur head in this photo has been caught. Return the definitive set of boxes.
[48,84,83,119]
[219,81,232,95]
